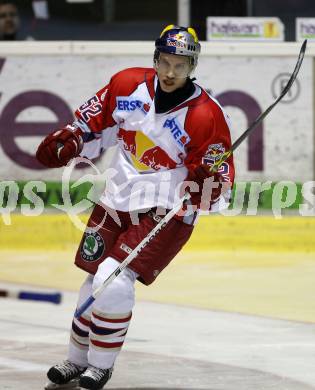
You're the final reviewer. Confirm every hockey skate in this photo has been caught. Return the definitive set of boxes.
[45,360,86,389]
[79,365,113,390]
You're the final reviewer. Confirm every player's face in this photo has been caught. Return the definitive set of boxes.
[0,4,19,37]
[155,53,191,93]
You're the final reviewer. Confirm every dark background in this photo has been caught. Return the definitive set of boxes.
[8,0,315,41]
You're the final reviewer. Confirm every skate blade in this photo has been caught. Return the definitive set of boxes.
[45,379,80,389]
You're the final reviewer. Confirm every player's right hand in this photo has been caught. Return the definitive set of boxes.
[36,126,83,168]
[180,164,223,210]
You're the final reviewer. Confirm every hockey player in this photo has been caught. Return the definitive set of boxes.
[36,25,235,390]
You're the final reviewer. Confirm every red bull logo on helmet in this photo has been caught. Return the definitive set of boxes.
[167,39,187,48]
[163,117,190,151]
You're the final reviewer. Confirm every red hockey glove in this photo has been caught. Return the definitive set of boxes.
[36,126,83,168]
[181,164,223,210]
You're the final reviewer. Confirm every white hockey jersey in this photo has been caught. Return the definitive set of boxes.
[74,67,235,214]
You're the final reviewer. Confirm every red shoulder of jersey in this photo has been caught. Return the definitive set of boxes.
[183,89,235,184]
[75,67,156,133]
[182,89,231,146]
[109,67,155,97]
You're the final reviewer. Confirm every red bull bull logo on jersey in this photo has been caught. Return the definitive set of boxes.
[117,128,177,172]
[163,118,190,151]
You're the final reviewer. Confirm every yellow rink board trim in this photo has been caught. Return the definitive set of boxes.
[1,214,315,252]
[1,215,315,323]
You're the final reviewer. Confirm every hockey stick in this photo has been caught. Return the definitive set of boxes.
[210,39,307,172]
[75,40,307,319]
[74,192,191,318]
[0,289,62,304]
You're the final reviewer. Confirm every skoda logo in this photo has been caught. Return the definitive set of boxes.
[81,231,105,262]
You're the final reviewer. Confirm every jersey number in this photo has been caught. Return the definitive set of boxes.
[79,96,102,122]
[202,157,230,181]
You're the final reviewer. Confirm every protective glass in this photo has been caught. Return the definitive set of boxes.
[155,57,191,79]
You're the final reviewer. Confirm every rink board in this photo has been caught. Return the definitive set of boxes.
[0,42,313,184]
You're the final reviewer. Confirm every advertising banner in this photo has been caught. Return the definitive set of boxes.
[206,17,285,41]
[296,18,315,41]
